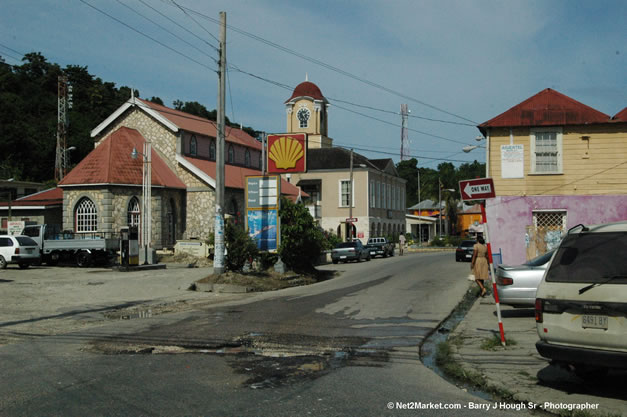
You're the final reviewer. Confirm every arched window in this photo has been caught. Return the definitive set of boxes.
[228,145,234,164]
[127,197,140,228]
[190,135,197,156]
[245,149,251,167]
[209,139,216,160]
[75,197,97,232]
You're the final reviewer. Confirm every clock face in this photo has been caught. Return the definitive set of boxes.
[297,107,310,123]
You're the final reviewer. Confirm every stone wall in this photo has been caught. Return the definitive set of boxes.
[62,186,185,249]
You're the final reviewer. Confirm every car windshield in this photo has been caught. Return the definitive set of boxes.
[545,232,627,284]
[524,249,555,267]
[336,242,356,248]
[16,236,38,246]
[460,241,475,248]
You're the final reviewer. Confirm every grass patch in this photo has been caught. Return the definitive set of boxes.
[480,334,517,350]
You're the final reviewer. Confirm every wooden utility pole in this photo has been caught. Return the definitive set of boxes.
[214,11,226,274]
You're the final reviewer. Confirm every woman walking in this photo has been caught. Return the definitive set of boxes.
[471,235,489,297]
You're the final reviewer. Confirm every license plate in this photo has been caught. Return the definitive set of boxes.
[466,254,472,258]
[26,248,34,253]
[582,314,608,330]
[340,256,346,259]
[370,251,376,255]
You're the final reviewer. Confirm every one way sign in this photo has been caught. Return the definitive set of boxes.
[459,178,495,201]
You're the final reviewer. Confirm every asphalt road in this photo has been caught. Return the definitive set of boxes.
[0,253,535,416]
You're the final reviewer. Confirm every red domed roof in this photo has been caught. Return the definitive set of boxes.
[285,81,326,103]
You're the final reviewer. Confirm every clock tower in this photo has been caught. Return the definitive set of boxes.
[285,78,332,149]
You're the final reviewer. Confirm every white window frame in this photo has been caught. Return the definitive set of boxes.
[75,197,97,233]
[376,182,381,208]
[530,127,563,174]
[339,180,354,208]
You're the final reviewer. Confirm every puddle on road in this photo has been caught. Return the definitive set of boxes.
[89,332,388,389]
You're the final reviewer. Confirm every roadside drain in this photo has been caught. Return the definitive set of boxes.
[89,333,388,389]
[420,286,490,400]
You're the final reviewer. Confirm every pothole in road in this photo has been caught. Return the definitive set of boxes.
[89,332,389,389]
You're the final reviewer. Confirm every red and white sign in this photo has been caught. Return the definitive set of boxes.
[345,217,358,223]
[459,178,495,201]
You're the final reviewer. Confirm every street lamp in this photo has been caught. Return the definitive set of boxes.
[462,136,485,153]
[131,142,152,265]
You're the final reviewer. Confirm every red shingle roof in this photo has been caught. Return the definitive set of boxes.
[285,81,326,103]
[183,156,306,197]
[479,88,610,131]
[0,187,63,207]
[136,99,261,150]
[613,107,627,121]
[59,127,186,189]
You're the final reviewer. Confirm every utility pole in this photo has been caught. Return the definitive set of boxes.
[214,11,226,275]
[417,165,421,247]
[348,148,353,240]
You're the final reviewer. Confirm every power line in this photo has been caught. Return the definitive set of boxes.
[0,43,25,59]
[78,0,216,72]
[169,0,220,45]
[327,97,476,127]
[173,3,478,125]
[227,64,474,146]
[138,0,219,51]
[114,0,217,63]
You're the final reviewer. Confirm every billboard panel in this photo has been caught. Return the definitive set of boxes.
[247,209,279,252]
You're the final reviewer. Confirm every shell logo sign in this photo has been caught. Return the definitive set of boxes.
[266,134,307,173]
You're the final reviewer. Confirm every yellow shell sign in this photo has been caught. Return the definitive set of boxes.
[267,135,306,172]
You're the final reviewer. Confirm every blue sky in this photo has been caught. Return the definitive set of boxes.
[1,0,625,169]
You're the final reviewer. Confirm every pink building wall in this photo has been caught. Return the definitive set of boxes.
[486,195,627,265]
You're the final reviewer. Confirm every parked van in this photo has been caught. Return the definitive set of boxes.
[535,222,627,379]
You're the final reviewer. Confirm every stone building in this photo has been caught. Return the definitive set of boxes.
[58,97,302,248]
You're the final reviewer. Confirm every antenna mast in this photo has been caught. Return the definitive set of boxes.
[55,76,72,181]
[400,104,410,161]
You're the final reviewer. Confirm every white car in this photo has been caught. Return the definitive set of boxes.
[535,222,627,379]
[0,235,41,269]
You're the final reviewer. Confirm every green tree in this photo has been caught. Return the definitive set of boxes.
[278,197,326,272]
[225,221,258,271]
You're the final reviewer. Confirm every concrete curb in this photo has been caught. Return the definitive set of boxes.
[450,296,627,415]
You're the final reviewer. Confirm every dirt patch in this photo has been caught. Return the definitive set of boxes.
[194,269,336,292]
[158,252,213,267]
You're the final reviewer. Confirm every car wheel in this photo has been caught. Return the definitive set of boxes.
[332,259,338,264]
[76,251,92,268]
[46,252,60,266]
[383,252,388,258]
[367,255,371,261]
[0,255,6,269]
[18,263,29,269]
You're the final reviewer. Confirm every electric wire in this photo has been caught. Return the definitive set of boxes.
[169,0,220,45]
[78,0,216,72]
[139,0,219,51]
[171,3,478,125]
[114,0,217,62]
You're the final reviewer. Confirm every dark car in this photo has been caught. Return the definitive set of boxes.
[455,240,476,262]
[331,240,371,264]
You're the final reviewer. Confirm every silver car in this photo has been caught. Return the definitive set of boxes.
[0,235,41,269]
[495,249,555,307]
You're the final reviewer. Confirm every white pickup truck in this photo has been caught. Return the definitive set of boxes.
[22,224,119,267]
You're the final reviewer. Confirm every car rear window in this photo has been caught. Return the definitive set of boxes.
[336,242,356,248]
[461,241,475,248]
[16,236,38,246]
[545,232,627,284]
